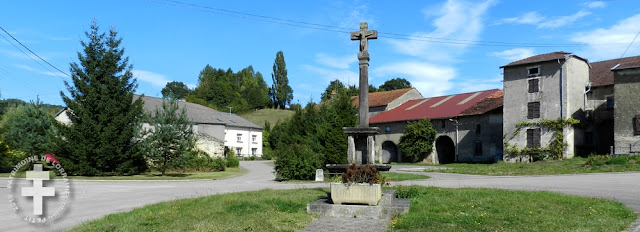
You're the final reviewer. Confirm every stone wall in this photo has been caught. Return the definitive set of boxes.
[195,134,225,158]
[613,67,640,155]
[372,111,502,164]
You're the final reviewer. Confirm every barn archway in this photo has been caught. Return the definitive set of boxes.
[436,136,455,164]
[381,141,398,164]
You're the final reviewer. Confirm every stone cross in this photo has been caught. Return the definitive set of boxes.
[350,22,377,127]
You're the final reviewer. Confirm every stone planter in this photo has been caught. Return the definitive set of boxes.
[330,183,382,206]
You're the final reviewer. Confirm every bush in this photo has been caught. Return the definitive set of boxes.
[398,119,437,162]
[274,144,323,181]
[212,157,226,172]
[226,154,239,168]
[584,154,610,166]
[182,151,225,172]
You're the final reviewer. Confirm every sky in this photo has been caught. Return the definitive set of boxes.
[1,0,640,107]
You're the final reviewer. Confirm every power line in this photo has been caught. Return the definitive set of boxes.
[150,0,624,48]
[619,30,640,59]
[0,26,70,77]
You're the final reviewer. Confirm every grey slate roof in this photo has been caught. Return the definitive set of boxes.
[136,95,262,130]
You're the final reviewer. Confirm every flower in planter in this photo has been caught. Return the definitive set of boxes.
[341,163,381,185]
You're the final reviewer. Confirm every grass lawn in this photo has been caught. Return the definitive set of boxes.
[381,172,429,182]
[69,187,636,232]
[240,108,294,127]
[69,188,326,232]
[0,167,246,180]
[400,155,640,176]
[391,186,637,232]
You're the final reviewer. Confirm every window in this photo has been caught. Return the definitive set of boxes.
[527,66,540,76]
[236,147,242,155]
[527,102,540,119]
[606,96,614,110]
[528,78,539,93]
[252,148,257,156]
[237,134,242,143]
[635,115,640,136]
[475,124,481,135]
[252,135,257,143]
[474,141,482,156]
[527,128,541,148]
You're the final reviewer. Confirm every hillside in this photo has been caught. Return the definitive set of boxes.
[240,108,294,128]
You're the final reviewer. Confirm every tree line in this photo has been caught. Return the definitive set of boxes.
[162,51,293,114]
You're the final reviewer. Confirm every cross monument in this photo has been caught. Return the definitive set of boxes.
[350,22,377,127]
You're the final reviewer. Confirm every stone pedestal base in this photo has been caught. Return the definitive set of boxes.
[343,127,379,164]
[307,190,410,219]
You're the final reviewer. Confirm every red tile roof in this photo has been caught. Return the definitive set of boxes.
[500,51,575,68]
[459,90,503,116]
[591,55,640,86]
[353,88,414,107]
[370,89,501,124]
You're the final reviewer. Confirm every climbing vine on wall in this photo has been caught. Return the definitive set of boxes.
[504,118,580,160]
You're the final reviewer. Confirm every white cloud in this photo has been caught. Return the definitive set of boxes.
[500,12,544,24]
[315,53,357,69]
[14,64,67,78]
[373,61,456,97]
[571,14,640,60]
[538,10,591,29]
[585,1,606,9]
[498,10,591,29]
[388,0,496,60]
[491,48,535,61]
[303,64,358,85]
[455,75,503,93]
[132,70,171,87]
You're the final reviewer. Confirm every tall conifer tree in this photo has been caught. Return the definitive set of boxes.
[59,21,144,175]
[270,51,293,109]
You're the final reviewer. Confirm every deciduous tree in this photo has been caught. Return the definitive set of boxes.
[379,78,412,91]
[398,119,436,162]
[161,81,191,100]
[270,51,293,109]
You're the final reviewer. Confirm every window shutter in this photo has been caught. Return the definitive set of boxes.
[533,128,541,147]
[527,128,541,148]
[528,79,539,93]
[528,102,540,119]
[635,115,640,136]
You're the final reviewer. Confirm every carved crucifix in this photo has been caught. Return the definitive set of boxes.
[350,22,378,59]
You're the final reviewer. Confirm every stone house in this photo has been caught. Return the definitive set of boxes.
[55,95,263,158]
[612,62,640,155]
[353,88,423,118]
[500,52,590,162]
[586,56,640,155]
[501,52,640,160]
[369,89,503,164]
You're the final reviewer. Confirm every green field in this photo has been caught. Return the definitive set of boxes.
[68,187,636,232]
[240,108,294,127]
[391,186,636,232]
[391,155,640,176]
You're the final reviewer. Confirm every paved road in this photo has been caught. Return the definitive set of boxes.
[0,161,638,232]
